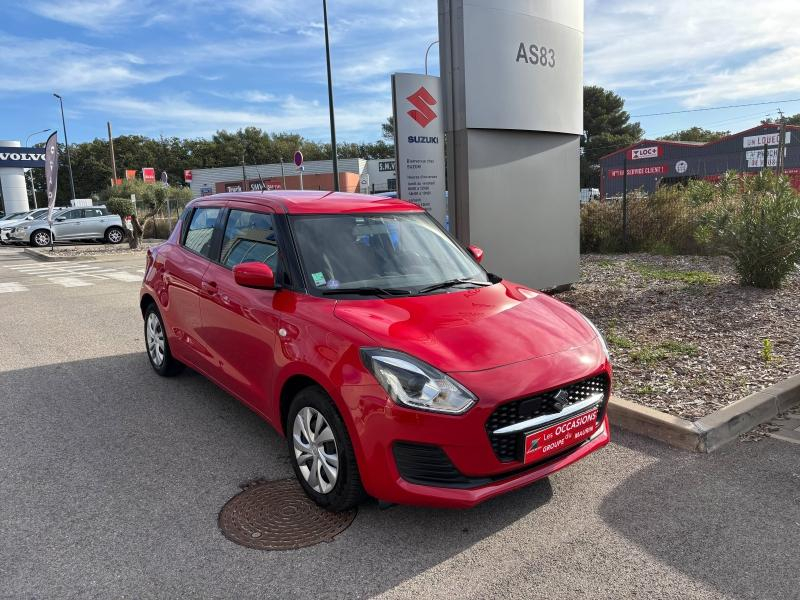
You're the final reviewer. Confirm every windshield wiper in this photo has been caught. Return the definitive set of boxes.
[418,278,492,294]
[321,287,413,297]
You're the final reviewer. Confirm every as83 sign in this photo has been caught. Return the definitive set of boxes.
[515,43,556,68]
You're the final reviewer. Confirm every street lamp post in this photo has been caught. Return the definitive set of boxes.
[425,40,439,75]
[322,0,339,192]
[25,128,51,208]
[52,93,76,202]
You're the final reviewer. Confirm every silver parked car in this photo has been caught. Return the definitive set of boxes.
[0,208,62,243]
[7,206,126,247]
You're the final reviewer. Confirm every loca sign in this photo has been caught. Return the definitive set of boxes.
[0,146,46,168]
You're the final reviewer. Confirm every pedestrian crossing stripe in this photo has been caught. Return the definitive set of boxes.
[0,282,28,293]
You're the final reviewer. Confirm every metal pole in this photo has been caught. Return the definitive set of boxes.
[763,143,768,171]
[107,121,118,185]
[424,40,439,75]
[622,155,628,251]
[25,128,51,208]
[241,151,247,191]
[53,94,76,202]
[280,158,287,189]
[299,166,305,190]
[322,0,339,191]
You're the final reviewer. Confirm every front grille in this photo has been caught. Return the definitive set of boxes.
[485,373,610,462]
[393,442,490,489]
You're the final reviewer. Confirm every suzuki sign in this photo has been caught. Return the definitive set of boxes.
[392,73,447,225]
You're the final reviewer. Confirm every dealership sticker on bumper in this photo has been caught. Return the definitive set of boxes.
[523,408,598,463]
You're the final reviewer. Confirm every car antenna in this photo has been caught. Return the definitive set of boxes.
[254,163,267,193]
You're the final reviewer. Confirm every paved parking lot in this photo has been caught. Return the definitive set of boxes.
[0,246,798,599]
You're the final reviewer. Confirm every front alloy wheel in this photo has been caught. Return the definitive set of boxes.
[143,304,183,376]
[293,407,339,494]
[32,230,51,247]
[287,387,366,511]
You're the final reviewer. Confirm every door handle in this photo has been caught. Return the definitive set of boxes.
[201,281,218,294]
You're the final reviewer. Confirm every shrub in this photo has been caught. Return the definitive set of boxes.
[698,170,800,288]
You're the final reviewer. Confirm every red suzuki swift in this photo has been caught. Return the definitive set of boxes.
[140,191,611,510]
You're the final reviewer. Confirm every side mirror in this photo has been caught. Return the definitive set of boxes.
[467,245,484,263]
[233,261,275,289]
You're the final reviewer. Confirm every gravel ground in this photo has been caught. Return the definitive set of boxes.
[559,254,800,420]
[34,241,160,257]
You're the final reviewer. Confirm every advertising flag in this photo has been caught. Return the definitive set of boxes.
[125,169,137,180]
[44,132,59,225]
[142,167,156,183]
[184,169,192,182]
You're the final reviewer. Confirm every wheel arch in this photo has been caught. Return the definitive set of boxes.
[140,293,156,316]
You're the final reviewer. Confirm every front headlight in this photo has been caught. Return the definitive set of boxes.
[581,314,609,360]
[360,348,476,414]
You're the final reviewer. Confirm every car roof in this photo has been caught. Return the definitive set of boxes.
[193,191,424,215]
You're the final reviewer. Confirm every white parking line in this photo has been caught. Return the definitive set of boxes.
[103,271,142,282]
[0,282,28,293]
[48,277,93,288]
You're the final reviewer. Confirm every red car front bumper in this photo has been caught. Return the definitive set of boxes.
[339,339,612,508]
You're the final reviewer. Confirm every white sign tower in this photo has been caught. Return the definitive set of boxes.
[439,0,584,289]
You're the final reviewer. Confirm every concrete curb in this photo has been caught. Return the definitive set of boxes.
[609,373,800,452]
[23,245,157,263]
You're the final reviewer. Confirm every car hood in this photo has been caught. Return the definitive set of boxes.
[333,281,596,373]
[0,218,32,228]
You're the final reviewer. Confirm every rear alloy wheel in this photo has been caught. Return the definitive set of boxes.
[287,386,366,511]
[31,229,51,247]
[144,304,183,376]
[105,227,124,244]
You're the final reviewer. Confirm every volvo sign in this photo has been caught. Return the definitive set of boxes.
[0,146,46,168]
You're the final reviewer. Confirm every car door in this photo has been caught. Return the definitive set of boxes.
[198,205,283,409]
[51,209,83,240]
[81,208,106,237]
[161,203,225,373]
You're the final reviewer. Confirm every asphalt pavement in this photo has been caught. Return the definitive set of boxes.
[0,246,798,600]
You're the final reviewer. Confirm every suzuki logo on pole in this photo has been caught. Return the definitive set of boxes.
[406,86,438,128]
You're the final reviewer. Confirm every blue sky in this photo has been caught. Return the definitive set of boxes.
[1,0,799,146]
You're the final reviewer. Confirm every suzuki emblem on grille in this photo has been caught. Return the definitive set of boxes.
[553,389,570,411]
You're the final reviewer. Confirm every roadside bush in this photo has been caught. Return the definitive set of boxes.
[98,180,192,244]
[698,170,800,288]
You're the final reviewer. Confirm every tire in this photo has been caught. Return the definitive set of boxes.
[287,386,366,511]
[31,229,51,247]
[143,303,183,376]
[105,226,125,244]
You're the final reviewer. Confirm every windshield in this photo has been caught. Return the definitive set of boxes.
[1,212,26,221]
[291,213,488,294]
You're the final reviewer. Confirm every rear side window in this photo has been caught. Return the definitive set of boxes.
[184,207,221,258]
[86,208,105,217]
[220,209,279,271]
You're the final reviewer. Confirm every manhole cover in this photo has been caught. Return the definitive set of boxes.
[218,479,356,550]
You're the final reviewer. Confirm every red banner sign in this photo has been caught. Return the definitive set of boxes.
[142,167,156,183]
[125,169,136,180]
[608,165,668,178]
[628,145,662,160]
[184,169,193,182]
[524,408,599,463]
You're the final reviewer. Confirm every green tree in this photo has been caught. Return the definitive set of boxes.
[761,113,800,126]
[381,116,395,141]
[581,86,643,187]
[658,127,730,142]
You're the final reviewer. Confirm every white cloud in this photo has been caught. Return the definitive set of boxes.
[585,0,800,109]
[82,93,392,140]
[25,0,163,31]
[0,34,176,93]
